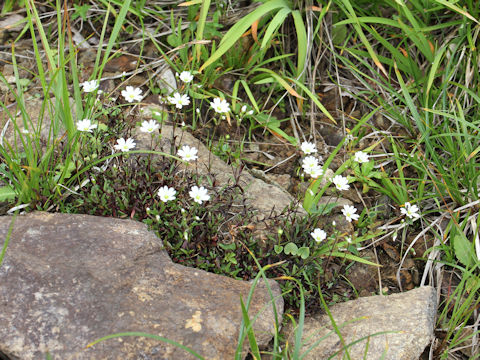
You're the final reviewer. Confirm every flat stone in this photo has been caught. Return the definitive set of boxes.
[317,196,353,210]
[134,125,306,219]
[286,286,436,359]
[0,212,283,359]
[0,98,68,150]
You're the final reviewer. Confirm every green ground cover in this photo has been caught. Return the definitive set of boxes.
[1,0,480,358]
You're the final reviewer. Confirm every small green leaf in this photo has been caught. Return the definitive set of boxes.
[297,247,310,259]
[454,233,475,268]
[0,185,17,201]
[274,244,283,254]
[284,242,298,255]
[219,243,236,250]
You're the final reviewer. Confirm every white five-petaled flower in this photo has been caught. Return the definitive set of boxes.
[139,120,160,133]
[354,151,369,163]
[189,185,210,204]
[300,141,317,155]
[179,71,194,83]
[81,80,99,93]
[121,86,143,103]
[168,92,191,109]
[332,175,350,191]
[178,145,198,162]
[400,202,420,220]
[307,166,324,179]
[210,98,230,113]
[114,137,136,152]
[311,228,327,243]
[157,186,177,202]
[302,156,319,171]
[76,119,97,132]
[302,156,324,178]
[342,204,359,222]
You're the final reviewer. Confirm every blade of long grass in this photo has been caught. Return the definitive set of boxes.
[199,0,289,72]
[240,297,261,359]
[291,10,307,78]
[194,0,212,62]
[339,0,387,77]
[261,8,291,50]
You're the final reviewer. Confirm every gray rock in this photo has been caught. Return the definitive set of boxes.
[0,98,68,150]
[0,212,283,359]
[134,125,306,219]
[286,286,436,360]
[0,14,25,41]
[317,196,353,211]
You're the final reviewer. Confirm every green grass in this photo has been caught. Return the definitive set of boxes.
[1,0,480,357]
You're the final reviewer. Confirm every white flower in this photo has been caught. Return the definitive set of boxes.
[77,119,97,132]
[400,202,420,220]
[157,186,177,202]
[210,98,230,113]
[345,134,354,143]
[114,137,136,152]
[354,151,369,163]
[342,204,359,222]
[241,105,247,113]
[179,71,194,83]
[306,165,324,179]
[139,120,160,133]
[168,92,191,109]
[178,145,198,162]
[311,228,327,243]
[189,185,210,204]
[302,156,319,171]
[332,175,350,191]
[81,80,99,93]
[346,236,352,243]
[247,110,254,115]
[300,141,317,155]
[121,86,143,103]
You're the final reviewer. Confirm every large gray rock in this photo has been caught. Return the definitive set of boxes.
[134,124,306,219]
[0,212,283,359]
[286,286,436,360]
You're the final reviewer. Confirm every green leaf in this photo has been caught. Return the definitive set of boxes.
[274,244,283,254]
[284,242,298,255]
[240,297,261,360]
[73,4,91,21]
[329,251,381,266]
[261,8,291,49]
[454,233,475,268]
[199,0,289,72]
[297,246,310,259]
[291,10,307,77]
[0,185,17,201]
